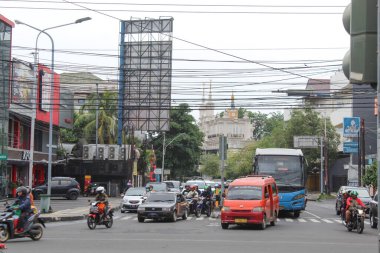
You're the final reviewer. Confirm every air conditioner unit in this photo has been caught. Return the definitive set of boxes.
[97,145,108,160]
[119,145,131,160]
[108,145,119,160]
[83,145,90,159]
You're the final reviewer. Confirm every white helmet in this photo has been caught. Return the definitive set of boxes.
[96,186,105,194]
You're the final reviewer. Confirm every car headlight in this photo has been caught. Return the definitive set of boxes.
[252,207,264,212]
[162,207,173,212]
[292,194,305,201]
[221,206,230,212]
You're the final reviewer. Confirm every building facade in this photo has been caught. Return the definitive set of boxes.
[199,83,253,153]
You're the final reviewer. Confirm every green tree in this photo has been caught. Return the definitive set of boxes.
[80,91,118,144]
[363,162,377,190]
[152,104,204,180]
[226,142,257,179]
[200,154,220,178]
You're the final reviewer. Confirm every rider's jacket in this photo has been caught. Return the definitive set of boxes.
[95,193,109,202]
[346,197,366,210]
[15,195,31,213]
[186,190,199,199]
[201,190,213,198]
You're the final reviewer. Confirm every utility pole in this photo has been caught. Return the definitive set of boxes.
[162,132,166,183]
[219,135,227,206]
[324,117,329,194]
[320,136,324,194]
[359,119,365,186]
[95,83,99,159]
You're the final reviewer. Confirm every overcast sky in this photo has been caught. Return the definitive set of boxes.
[2,0,350,120]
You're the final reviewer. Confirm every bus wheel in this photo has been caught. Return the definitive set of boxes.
[294,211,300,218]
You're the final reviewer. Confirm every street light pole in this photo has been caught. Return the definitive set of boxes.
[161,133,186,182]
[15,18,91,211]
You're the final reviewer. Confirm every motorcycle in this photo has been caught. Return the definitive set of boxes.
[196,197,212,217]
[87,201,113,230]
[0,204,45,242]
[346,206,365,234]
[186,198,201,217]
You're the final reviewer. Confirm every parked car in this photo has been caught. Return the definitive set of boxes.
[33,177,80,200]
[335,186,372,215]
[120,187,146,213]
[145,182,169,192]
[137,192,189,222]
[369,191,378,228]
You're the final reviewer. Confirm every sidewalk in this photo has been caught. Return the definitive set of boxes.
[39,198,121,223]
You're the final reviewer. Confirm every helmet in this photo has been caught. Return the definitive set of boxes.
[25,186,31,194]
[96,186,105,194]
[16,186,27,196]
[351,190,358,196]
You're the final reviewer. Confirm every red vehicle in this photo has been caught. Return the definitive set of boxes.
[87,201,113,230]
[221,175,279,230]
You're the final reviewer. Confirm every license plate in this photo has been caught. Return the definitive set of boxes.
[235,218,247,223]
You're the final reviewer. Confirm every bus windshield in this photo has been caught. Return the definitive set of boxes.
[257,155,302,186]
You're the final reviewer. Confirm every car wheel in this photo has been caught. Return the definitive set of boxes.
[270,212,277,226]
[221,223,229,229]
[68,192,78,200]
[171,210,177,222]
[138,216,145,223]
[260,215,267,230]
[121,210,125,214]
[370,212,378,228]
[182,209,188,220]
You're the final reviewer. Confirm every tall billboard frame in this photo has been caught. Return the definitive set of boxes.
[118,18,173,144]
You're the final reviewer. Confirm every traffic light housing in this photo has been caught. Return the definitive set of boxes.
[342,0,377,87]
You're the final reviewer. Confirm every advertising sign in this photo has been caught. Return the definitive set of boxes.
[343,117,360,137]
[343,142,359,153]
[12,60,33,107]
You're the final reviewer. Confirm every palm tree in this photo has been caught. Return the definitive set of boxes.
[80,91,118,144]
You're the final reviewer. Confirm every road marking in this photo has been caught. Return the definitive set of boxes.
[364,221,370,225]
[196,217,205,221]
[304,211,321,219]
[276,218,280,222]
[285,218,293,222]
[309,219,320,223]
[297,218,307,222]
[322,219,333,223]
[121,216,132,220]
[334,219,342,223]
[132,217,138,221]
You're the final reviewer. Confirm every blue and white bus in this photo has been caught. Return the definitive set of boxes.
[253,148,307,217]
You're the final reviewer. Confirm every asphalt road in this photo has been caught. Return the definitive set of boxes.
[2,199,378,253]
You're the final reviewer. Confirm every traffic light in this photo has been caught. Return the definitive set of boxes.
[342,0,377,87]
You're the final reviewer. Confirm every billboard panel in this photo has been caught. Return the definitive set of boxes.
[121,19,173,132]
[343,117,360,137]
[11,60,33,107]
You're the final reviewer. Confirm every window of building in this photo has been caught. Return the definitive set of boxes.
[78,99,85,105]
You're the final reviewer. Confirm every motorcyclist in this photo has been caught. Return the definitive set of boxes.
[201,186,214,209]
[181,184,191,196]
[186,185,199,213]
[13,186,31,234]
[340,190,351,220]
[194,184,201,195]
[214,183,221,207]
[345,190,366,225]
[94,186,109,220]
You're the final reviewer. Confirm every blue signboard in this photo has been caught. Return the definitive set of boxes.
[343,117,360,137]
[343,141,358,153]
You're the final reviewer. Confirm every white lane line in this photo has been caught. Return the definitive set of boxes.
[364,221,370,225]
[304,211,321,219]
[196,217,205,221]
[121,216,132,220]
[322,219,333,223]
[132,217,138,221]
[285,218,293,222]
[334,219,342,223]
[309,218,320,223]
[297,218,307,222]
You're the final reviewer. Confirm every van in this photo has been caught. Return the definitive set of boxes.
[220,175,279,230]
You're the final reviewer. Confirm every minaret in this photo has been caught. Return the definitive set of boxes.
[231,90,235,109]
[205,80,214,120]
[227,91,238,119]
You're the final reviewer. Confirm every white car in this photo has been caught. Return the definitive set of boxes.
[120,187,146,213]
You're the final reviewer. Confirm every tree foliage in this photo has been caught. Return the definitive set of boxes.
[225,108,340,179]
[363,162,377,189]
[151,104,204,180]
[200,154,220,178]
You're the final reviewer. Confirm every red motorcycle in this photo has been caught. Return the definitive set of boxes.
[87,201,113,230]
